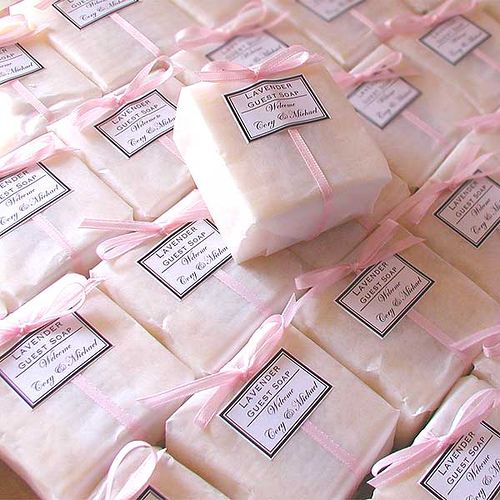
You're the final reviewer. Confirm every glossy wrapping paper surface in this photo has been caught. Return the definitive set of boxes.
[170,0,247,26]
[293,226,500,447]
[53,76,194,221]
[372,375,498,499]
[174,63,391,263]
[473,354,500,389]
[166,326,399,499]
[0,147,132,316]
[348,45,477,188]
[0,274,193,500]
[402,0,445,13]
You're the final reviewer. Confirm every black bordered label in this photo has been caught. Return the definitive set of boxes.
[419,15,491,66]
[0,43,44,86]
[137,219,232,300]
[136,486,167,500]
[220,349,333,459]
[434,172,500,248]
[335,254,434,339]
[224,74,329,142]
[420,421,500,500]
[0,313,112,408]
[95,90,177,158]
[348,77,421,129]
[206,31,288,66]
[0,163,71,239]
[297,0,365,22]
[53,0,139,29]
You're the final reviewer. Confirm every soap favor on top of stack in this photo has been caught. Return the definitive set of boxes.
[53,56,194,221]
[0,13,101,156]
[174,44,391,263]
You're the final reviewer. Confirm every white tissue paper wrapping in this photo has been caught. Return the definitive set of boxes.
[402,0,444,14]
[92,191,306,377]
[0,139,133,316]
[293,226,500,447]
[473,355,500,389]
[174,62,391,263]
[389,10,500,113]
[398,131,500,302]
[166,326,399,499]
[52,76,194,221]
[0,273,194,500]
[372,375,498,499]
[170,0,248,26]
[13,0,196,93]
[346,45,476,188]
[0,32,101,156]
[267,0,411,68]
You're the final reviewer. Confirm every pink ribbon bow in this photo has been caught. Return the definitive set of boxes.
[369,388,500,488]
[333,52,418,90]
[138,294,301,428]
[0,14,43,47]
[80,190,210,260]
[388,144,500,225]
[72,56,176,130]
[175,0,287,50]
[197,44,323,82]
[295,219,424,292]
[381,0,479,38]
[459,111,500,132]
[0,132,74,178]
[0,278,101,348]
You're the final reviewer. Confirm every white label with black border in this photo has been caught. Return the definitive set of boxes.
[297,0,365,22]
[0,44,43,86]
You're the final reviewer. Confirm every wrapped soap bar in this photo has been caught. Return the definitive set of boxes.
[267,0,411,68]
[0,14,101,156]
[171,0,248,26]
[90,190,305,376]
[53,57,194,221]
[340,45,476,188]
[473,353,500,389]
[0,274,193,500]
[388,4,500,112]
[13,0,196,93]
[174,46,391,262]
[390,129,500,302]
[371,375,500,499]
[90,441,226,500]
[151,318,399,499]
[484,0,500,22]
[0,133,132,316]
[402,0,445,13]
[293,220,500,447]
[172,1,342,85]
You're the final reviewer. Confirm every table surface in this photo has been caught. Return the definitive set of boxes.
[0,460,36,500]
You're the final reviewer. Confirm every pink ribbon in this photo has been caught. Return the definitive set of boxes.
[0,132,74,178]
[80,190,210,260]
[0,14,44,47]
[139,294,301,428]
[0,278,102,348]
[175,0,287,50]
[72,56,176,130]
[197,44,323,82]
[459,111,500,132]
[380,0,479,38]
[295,219,424,291]
[451,324,500,359]
[369,388,500,488]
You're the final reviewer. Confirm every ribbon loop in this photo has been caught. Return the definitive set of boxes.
[0,14,41,47]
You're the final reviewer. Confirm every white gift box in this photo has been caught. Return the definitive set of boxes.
[165,325,399,499]
[0,273,193,500]
[293,224,500,447]
[0,134,133,316]
[174,54,391,263]
[344,45,476,188]
[13,0,196,93]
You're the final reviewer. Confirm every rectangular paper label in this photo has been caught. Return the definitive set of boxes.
[0,314,111,408]
[95,90,177,158]
[136,486,167,500]
[420,16,491,65]
[137,220,232,300]
[0,163,71,239]
[420,421,500,500]
[53,0,138,29]
[297,0,365,22]
[348,78,421,129]
[224,74,329,142]
[206,31,288,66]
[220,349,332,459]
[434,173,500,248]
[335,254,434,338]
[0,44,43,86]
